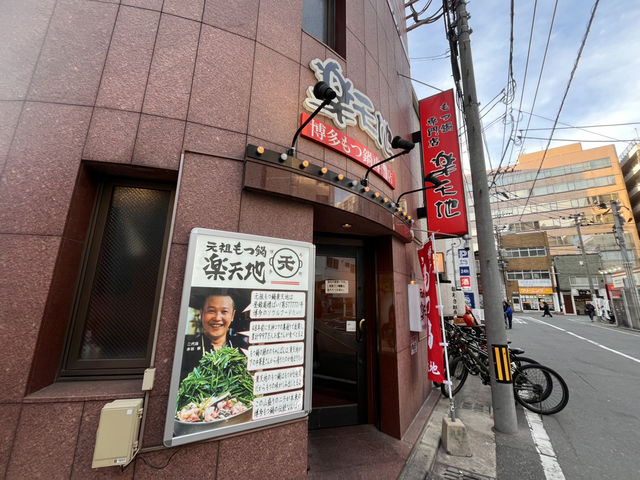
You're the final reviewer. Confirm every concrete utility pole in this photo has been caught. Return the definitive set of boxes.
[570,213,599,320]
[452,0,517,433]
[610,200,640,329]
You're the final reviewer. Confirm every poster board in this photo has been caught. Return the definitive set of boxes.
[163,228,315,447]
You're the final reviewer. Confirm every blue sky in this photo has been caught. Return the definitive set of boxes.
[407,0,640,171]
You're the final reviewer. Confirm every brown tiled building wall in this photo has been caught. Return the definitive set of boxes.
[0,1,430,478]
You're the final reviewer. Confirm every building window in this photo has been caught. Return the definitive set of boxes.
[60,177,174,377]
[303,0,345,56]
[503,246,547,258]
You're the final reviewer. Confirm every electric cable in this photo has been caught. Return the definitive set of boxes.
[517,0,601,221]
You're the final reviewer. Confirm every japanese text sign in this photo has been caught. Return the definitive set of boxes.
[300,113,396,188]
[164,229,315,447]
[305,58,394,157]
[419,89,468,237]
[417,241,445,383]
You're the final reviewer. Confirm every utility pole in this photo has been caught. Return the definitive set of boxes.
[610,201,640,329]
[449,0,517,433]
[569,213,599,320]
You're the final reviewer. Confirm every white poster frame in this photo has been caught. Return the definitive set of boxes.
[163,228,315,447]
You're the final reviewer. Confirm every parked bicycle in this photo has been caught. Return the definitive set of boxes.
[440,324,569,415]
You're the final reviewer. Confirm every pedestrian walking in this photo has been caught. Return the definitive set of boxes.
[503,301,513,329]
[541,301,553,317]
[585,302,595,322]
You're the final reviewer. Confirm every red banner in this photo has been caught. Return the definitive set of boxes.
[419,89,468,237]
[418,241,445,383]
[299,113,396,189]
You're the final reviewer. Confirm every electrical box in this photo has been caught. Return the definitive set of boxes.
[92,398,143,469]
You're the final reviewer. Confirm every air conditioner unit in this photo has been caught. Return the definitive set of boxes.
[92,398,143,468]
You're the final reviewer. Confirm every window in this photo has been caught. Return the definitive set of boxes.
[303,0,345,56]
[60,177,174,377]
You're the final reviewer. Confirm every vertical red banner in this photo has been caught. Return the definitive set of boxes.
[418,241,445,383]
[419,89,468,237]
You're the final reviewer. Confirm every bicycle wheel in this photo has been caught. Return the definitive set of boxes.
[513,364,569,415]
[511,355,539,370]
[441,356,468,397]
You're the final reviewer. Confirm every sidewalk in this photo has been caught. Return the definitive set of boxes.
[399,375,497,480]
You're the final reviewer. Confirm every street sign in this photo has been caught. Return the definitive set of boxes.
[459,266,470,276]
[460,276,471,289]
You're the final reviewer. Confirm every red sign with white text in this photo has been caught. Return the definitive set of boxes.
[300,113,396,189]
[418,241,445,383]
[419,90,468,237]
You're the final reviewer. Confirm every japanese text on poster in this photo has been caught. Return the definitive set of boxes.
[245,291,306,318]
[252,390,304,420]
[247,342,305,370]
[253,367,304,395]
[242,320,306,343]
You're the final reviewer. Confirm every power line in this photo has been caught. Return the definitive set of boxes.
[517,0,601,221]
[518,136,637,143]
[511,0,559,166]
[524,122,640,130]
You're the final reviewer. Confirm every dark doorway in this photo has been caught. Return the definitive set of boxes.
[310,245,367,428]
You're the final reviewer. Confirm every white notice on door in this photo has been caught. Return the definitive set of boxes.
[346,320,356,332]
[325,279,348,294]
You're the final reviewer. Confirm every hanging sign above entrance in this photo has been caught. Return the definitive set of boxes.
[304,58,394,158]
[300,113,396,188]
[419,89,468,237]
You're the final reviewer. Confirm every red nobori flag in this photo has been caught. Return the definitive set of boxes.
[418,241,445,383]
[419,89,468,237]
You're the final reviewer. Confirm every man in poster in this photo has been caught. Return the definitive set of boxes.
[180,288,249,382]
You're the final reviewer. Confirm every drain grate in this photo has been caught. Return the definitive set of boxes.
[429,462,495,480]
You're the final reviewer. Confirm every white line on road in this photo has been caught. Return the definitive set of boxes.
[524,410,566,480]
[524,317,640,364]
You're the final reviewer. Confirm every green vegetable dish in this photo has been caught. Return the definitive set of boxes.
[176,347,254,423]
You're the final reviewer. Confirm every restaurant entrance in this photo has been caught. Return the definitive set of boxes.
[310,244,367,428]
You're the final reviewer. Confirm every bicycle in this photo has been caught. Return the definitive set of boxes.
[440,334,569,415]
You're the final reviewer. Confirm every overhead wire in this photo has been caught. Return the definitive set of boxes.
[503,0,538,169]
[510,0,559,167]
[517,0,602,221]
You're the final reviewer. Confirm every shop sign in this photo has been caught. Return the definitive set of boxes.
[305,58,393,157]
[457,248,470,266]
[300,113,396,188]
[459,266,470,276]
[164,228,315,447]
[460,276,471,289]
[419,89,468,237]
[464,292,475,308]
[325,279,349,294]
[519,287,553,295]
[417,241,445,383]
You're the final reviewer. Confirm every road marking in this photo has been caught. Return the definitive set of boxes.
[524,317,640,364]
[524,410,566,480]
[564,317,640,338]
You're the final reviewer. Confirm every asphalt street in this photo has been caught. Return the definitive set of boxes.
[502,313,640,479]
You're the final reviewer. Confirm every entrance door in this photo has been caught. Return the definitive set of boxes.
[310,245,367,429]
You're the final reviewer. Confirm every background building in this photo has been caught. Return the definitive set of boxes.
[0,1,437,478]
[487,143,640,272]
[553,254,605,315]
[498,231,556,312]
[619,143,640,239]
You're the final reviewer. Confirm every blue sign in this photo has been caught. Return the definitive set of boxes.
[464,292,475,308]
[459,266,470,276]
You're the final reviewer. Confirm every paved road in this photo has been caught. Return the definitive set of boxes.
[499,313,640,479]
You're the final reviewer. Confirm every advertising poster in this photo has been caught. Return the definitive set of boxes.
[164,229,315,447]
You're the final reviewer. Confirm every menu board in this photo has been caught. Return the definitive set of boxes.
[163,229,315,447]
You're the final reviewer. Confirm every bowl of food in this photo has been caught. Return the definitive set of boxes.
[174,347,254,437]
[174,393,253,436]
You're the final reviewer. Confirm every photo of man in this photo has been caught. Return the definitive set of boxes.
[180,288,249,382]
